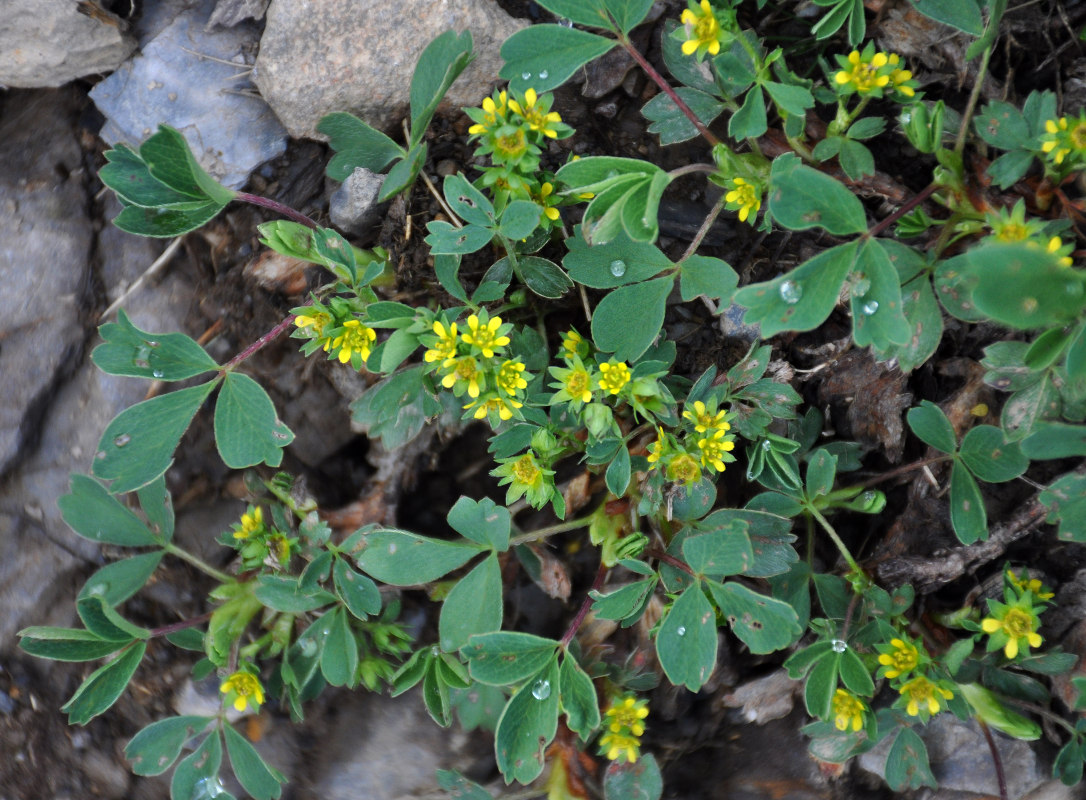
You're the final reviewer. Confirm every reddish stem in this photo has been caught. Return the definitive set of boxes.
[149,611,214,639]
[560,562,609,649]
[865,181,939,239]
[235,192,319,229]
[223,314,297,371]
[646,547,696,577]
[619,37,721,148]
[979,719,1009,800]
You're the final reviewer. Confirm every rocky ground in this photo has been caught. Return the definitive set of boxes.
[2,1,1086,799]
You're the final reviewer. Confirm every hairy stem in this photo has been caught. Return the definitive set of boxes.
[681,192,728,262]
[808,506,862,576]
[149,611,214,639]
[978,719,1009,800]
[954,45,993,155]
[510,515,595,546]
[222,314,297,372]
[235,192,319,229]
[865,181,939,239]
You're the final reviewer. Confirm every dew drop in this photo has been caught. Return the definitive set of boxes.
[521,71,532,81]
[745,467,756,481]
[152,369,165,379]
[779,280,802,304]
[831,639,848,653]
[388,543,397,555]
[88,582,108,596]
[146,340,160,348]
[193,776,225,799]
[761,439,772,451]
[299,639,317,656]
[95,450,107,460]
[539,69,549,80]
[609,259,627,277]
[676,626,687,637]
[559,17,573,27]
[861,490,877,504]
[531,679,551,700]
[113,433,131,447]
[861,300,879,315]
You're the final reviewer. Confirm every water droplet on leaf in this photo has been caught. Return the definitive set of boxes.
[676,626,687,637]
[831,639,847,653]
[113,433,131,447]
[521,71,532,81]
[152,369,165,379]
[761,439,772,451]
[609,259,627,277]
[531,679,551,700]
[146,340,160,348]
[779,280,802,304]
[861,300,879,315]
[539,69,549,80]
[299,639,317,656]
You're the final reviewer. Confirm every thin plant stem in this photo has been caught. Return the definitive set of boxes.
[510,516,595,546]
[865,182,940,239]
[681,192,728,263]
[560,562,608,649]
[164,543,232,584]
[222,314,297,371]
[978,719,1009,800]
[854,454,953,489]
[808,505,862,576]
[645,547,696,577]
[149,611,214,638]
[955,45,993,155]
[235,192,318,229]
[618,35,722,147]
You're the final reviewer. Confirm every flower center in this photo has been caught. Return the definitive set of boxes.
[1002,609,1033,637]
[567,371,588,396]
[512,454,541,486]
[1072,122,1086,149]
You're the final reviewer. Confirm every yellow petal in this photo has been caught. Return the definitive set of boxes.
[682,39,698,55]
[981,618,1001,633]
[1004,638,1018,659]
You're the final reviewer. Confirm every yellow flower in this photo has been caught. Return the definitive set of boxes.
[834,48,891,94]
[647,426,667,464]
[496,360,528,396]
[987,200,1044,243]
[508,88,564,139]
[1046,235,1074,268]
[897,675,953,718]
[424,320,458,365]
[442,356,483,398]
[886,53,917,98]
[680,0,724,59]
[233,506,264,540]
[1041,113,1086,167]
[561,328,586,359]
[598,361,631,395]
[599,731,642,764]
[981,600,1043,659]
[832,689,865,732]
[666,452,702,486]
[605,694,649,736]
[683,400,729,433]
[220,670,264,713]
[724,177,761,223]
[294,311,331,334]
[876,637,921,679]
[464,393,522,421]
[461,313,510,358]
[467,90,508,136]
[1006,569,1054,601]
[697,429,736,472]
[561,365,593,404]
[331,320,377,365]
[534,181,561,222]
[493,127,529,161]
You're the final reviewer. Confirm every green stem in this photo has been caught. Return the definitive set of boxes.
[954,45,993,155]
[808,505,862,576]
[164,542,232,583]
[667,163,718,181]
[680,192,728,263]
[510,515,596,546]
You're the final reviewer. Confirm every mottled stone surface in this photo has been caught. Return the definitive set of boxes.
[253,0,526,138]
[0,0,134,88]
[90,0,287,190]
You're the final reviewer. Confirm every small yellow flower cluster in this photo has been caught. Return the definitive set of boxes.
[875,634,953,720]
[465,87,572,229]
[980,570,1051,660]
[724,177,761,224]
[422,311,530,425]
[644,399,737,487]
[548,330,636,409]
[292,301,377,371]
[227,505,297,570]
[678,0,729,61]
[1041,112,1086,168]
[492,450,556,510]
[833,44,916,99]
[986,201,1074,267]
[220,668,264,713]
[598,694,649,763]
[832,689,866,732]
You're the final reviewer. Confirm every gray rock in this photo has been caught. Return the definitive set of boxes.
[329,167,388,237]
[0,88,93,479]
[0,0,135,88]
[89,0,287,190]
[209,0,270,28]
[858,714,1053,800]
[309,691,465,800]
[253,0,527,139]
